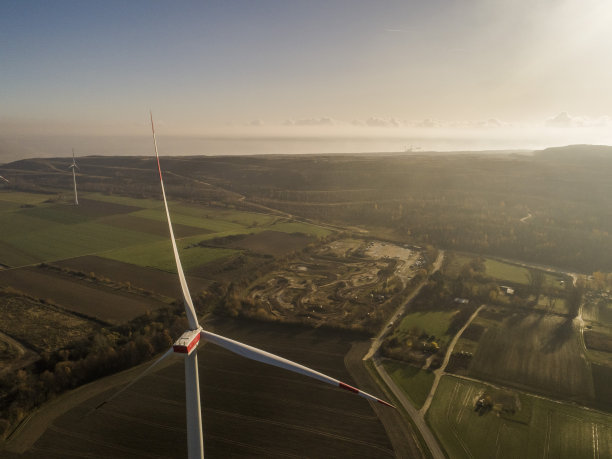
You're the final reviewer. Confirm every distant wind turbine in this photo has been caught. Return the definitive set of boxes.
[97,113,395,459]
[69,148,79,205]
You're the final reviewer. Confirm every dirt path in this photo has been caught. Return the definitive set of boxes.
[520,212,532,223]
[0,332,39,375]
[420,304,484,415]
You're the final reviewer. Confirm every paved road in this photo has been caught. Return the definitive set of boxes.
[363,250,446,459]
[345,342,426,459]
[364,251,445,361]
[372,357,446,459]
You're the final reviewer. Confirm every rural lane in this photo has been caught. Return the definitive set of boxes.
[420,304,485,415]
[363,250,446,459]
[364,250,445,361]
[372,356,446,459]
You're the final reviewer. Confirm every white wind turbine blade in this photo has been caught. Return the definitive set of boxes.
[150,112,393,459]
[185,351,204,459]
[200,330,395,408]
[150,112,199,330]
[94,347,175,410]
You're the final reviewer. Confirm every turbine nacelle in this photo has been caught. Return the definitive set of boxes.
[173,328,203,355]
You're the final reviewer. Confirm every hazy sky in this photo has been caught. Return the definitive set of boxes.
[2,0,612,148]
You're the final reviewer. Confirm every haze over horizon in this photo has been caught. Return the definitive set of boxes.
[3,0,612,160]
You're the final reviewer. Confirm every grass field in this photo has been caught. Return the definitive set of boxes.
[0,191,53,209]
[397,310,458,344]
[427,375,612,459]
[484,259,531,284]
[382,360,434,409]
[102,240,239,273]
[0,192,333,270]
[484,259,563,287]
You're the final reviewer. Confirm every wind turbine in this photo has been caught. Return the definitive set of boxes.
[97,113,395,459]
[69,148,79,205]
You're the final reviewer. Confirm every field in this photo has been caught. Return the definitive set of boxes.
[427,375,612,459]
[534,295,569,315]
[397,310,458,345]
[445,255,564,290]
[3,320,395,458]
[0,294,96,353]
[0,267,168,324]
[220,230,314,256]
[583,296,612,325]
[483,259,564,288]
[381,360,434,409]
[52,256,211,299]
[0,191,331,271]
[101,239,239,273]
[468,311,594,400]
[0,191,334,327]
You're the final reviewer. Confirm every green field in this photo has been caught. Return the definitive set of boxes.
[102,240,239,273]
[382,360,434,409]
[427,375,612,459]
[397,310,458,343]
[484,258,563,287]
[0,191,332,270]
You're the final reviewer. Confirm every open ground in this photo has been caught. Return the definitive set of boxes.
[245,239,422,329]
[427,375,612,459]
[2,319,406,459]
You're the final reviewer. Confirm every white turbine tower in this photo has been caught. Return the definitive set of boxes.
[69,148,79,205]
[98,114,395,459]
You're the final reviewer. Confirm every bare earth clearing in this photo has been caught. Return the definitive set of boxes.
[0,295,95,353]
[248,238,421,329]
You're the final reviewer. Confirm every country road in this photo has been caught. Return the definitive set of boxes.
[372,357,446,459]
[420,304,484,415]
[363,250,446,459]
[364,250,445,361]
